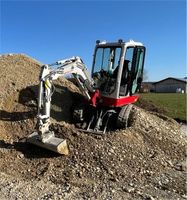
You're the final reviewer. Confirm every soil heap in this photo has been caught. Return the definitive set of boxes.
[0,54,186,200]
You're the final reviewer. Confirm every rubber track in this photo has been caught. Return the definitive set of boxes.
[117,104,133,128]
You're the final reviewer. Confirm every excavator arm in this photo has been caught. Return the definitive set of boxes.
[37,56,95,139]
[28,56,95,154]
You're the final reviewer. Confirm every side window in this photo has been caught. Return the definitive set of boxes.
[130,47,145,94]
[119,46,145,96]
[135,48,145,79]
[124,47,134,71]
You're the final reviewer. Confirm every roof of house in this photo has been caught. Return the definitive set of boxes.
[153,77,187,85]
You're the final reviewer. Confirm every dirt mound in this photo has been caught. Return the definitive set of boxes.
[135,97,167,114]
[0,54,186,200]
[0,54,80,141]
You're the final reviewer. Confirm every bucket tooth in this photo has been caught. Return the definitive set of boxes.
[27,132,69,155]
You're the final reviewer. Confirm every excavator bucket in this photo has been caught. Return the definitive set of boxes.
[27,132,69,155]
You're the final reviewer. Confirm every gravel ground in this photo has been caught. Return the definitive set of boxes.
[0,54,186,200]
[181,124,187,136]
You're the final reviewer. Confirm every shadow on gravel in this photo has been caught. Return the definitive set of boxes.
[135,97,167,114]
[17,84,84,123]
[0,84,74,123]
[18,85,38,106]
[50,84,84,123]
[174,118,187,124]
[0,110,36,121]
[0,85,38,121]
[0,140,60,159]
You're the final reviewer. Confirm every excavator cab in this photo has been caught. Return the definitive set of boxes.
[92,40,146,107]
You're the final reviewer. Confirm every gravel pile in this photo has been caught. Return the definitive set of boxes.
[0,54,186,200]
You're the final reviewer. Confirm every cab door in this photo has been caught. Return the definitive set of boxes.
[119,46,145,96]
[130,47,146,95]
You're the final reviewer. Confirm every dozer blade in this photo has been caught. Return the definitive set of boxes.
[27,132,69,155]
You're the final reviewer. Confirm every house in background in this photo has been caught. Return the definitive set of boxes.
[153,77,187,93]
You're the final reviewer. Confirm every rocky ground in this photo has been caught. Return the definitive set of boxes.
[0,54,186,200]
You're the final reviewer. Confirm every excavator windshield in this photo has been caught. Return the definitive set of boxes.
[92,47,121,75]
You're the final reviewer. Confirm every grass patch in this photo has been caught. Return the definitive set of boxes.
[136,93,186,123]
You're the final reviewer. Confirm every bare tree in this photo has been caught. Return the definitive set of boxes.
[143,69,148,81]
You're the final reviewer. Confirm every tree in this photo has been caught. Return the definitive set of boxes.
[143,69,148,81]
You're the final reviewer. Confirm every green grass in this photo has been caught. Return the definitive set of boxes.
[139,93,186,122]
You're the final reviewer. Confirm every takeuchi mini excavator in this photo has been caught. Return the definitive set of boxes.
[27,39,146,154]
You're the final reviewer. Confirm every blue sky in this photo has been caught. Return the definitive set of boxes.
[1,0,186,81]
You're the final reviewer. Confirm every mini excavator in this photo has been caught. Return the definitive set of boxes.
[27,39,146,154]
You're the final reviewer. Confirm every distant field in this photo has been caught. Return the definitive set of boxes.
[137,93,186,122]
